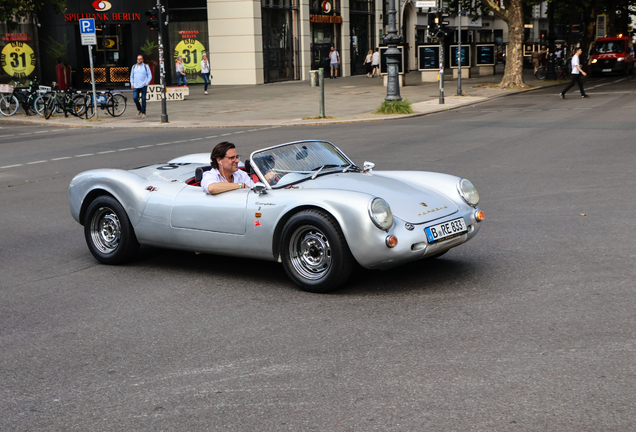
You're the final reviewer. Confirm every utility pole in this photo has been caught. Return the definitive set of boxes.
[384,0,402,101]
[457,0,462,96]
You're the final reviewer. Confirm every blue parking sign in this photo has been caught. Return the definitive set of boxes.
[80,19,95,34]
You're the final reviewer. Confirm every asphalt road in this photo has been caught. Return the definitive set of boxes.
[2,75,635,431]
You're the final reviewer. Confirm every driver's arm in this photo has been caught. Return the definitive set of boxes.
[207,182,245,194]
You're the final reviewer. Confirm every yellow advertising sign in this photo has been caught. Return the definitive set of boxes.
[1,41,36,78]
[174,39,206,74]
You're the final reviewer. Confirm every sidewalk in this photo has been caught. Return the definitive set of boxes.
[2,68,560,128]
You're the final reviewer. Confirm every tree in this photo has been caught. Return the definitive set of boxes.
[0,0,66,30]
[479,0,527,88]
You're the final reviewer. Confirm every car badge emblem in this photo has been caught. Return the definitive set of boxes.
[420,203,428,207]
[405,223,414,231]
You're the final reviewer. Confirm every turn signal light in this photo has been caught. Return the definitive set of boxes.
[385,235,398,248]
[474,210,485,222]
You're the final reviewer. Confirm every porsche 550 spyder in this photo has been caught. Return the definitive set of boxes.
[69,140,484,292]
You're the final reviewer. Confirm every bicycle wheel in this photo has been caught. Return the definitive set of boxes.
[79,94,95,119]
[0,94,19,116]
[72,94,86,116]
[535,66,546,80]
[44,97,57,119]
[106,93,127,117]
[33,94,49,116]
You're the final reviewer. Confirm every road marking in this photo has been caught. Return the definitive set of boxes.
[220,133,232,136]
[75,153,94,157]
[26,160,47,164]
[118,147,135,151]
[189,138,203,141]
[204,136,218,139]
[137,145,154,148]
[51,156,72,160]
[155,142,172,146]
[173,140,186,143]
[0,134,15,138]
[0,164,24,169]
[97,150,116,154]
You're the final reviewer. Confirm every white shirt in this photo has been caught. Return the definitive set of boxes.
[372,52,380,65]
[329,51,340,63]
[201,168,254,194]
[200,59,210,74]
[571,54,580,74]
[364,54,372,64]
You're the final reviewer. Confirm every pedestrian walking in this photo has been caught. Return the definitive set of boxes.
[130,54,152,119]
[363,49,373,77]
[371,47,380,78]
[200,53,211,95]
[176,55,188,86]
[329,46,340,79]
[560,47,589,99]
[532,49,540,73]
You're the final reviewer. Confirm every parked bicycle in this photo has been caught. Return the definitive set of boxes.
[42,87,84,119]
[79,87,127,119]
[535,59,570,80]
[0,78,49,116]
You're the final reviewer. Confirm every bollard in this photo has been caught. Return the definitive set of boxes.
[319,68,325,118]
[309,70,318,87]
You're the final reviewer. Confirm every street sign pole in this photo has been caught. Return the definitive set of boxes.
[88,45,98,119]
[157,0,168,123]
[457,3,462,96]
[80,18,98,119]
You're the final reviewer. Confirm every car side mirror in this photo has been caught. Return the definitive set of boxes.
[363,161,375,172]
[252,182,268,195]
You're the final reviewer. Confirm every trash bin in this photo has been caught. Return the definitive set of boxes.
[309,70,318,87]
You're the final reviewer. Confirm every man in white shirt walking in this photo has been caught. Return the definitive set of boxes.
[130,55,152,118]
[371,47,380,78]
[560,47,589,99]
[329,46,340,79]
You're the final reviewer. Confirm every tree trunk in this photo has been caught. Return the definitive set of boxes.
[482,0,527,89]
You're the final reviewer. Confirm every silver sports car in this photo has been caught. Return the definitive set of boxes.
[70,140,484,292]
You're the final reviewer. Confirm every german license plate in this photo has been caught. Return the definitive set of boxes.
[602,68,612,72]
[425,217,467,243]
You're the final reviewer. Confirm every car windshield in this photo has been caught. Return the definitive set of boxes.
[250,141,355,188]
[595,41,625,54]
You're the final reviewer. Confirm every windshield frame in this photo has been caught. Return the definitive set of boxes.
[249,140,355,189]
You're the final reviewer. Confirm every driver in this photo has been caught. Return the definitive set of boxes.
[201,141,254,194]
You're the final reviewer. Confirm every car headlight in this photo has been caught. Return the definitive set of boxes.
[591,59,598,64]
[458,179,480,207]
[617,57,625,62]
[368,198,394,231]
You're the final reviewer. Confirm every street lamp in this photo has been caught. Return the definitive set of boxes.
[545,1,557,80]
[384,0,402,101]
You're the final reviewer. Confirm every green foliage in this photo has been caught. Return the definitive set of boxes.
[140,39,159,57]
[0,0,66,30]
[45,35,69,64]
[374,99,415,115]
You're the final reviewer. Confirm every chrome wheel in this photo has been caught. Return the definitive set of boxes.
[90,206,121,254]
[288,225,332,280]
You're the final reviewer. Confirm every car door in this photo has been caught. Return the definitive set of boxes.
[170,186,249,235]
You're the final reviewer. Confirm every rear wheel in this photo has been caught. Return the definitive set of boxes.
[106,93,126,117]
[280,210,353,293]
[84,196,140,264]
[43,97,56,119]
[0,94,19,116]
[33,94,48,116]
[535,66,546,80]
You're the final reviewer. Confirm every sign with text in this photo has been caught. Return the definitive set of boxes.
[476,44,495,66]
[450,45,471,68]
[418,45,439,70]
[79,18,96,46]
[146,85,189,101]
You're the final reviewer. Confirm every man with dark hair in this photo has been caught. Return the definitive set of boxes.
[130,54,152,118]
[201,142,255,194]
[560,47,589,99]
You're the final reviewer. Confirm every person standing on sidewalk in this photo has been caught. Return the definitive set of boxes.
[560,47,589,99]
[200,53,211,95]
[329,46,340,79]
[176,55,188,86]
[130,54,152,119]
[363,49,373,77]
[371,47,380,78]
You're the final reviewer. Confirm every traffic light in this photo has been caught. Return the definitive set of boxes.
[439,11,450,28]
[428,12,438,35]
[146,7,160,30]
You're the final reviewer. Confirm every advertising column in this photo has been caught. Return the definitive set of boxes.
[0,25,39,85]
[170,25,209,85]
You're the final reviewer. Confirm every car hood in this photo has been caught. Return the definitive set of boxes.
[298,172,458,224]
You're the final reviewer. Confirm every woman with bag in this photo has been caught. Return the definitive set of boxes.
[200,53,211,95]
[363,50,373,77]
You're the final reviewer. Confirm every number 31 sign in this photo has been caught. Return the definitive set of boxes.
[1,42,36,78]
[174,38,206,75]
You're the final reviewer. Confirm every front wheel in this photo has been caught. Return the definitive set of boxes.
[280,210,354,293]
[43,96,57,119]
[535,66,546,80]
[0,94,19,116]
[84,196,140,264]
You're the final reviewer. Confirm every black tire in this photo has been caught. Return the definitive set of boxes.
[535,66,546,80]
[84,196,140,264]
[106,93,126,117]
[280,209,354,293]
[43,97,55,119]
[72,94,85,116]
[0,94,19,116]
